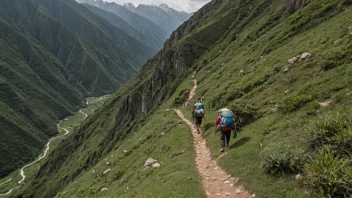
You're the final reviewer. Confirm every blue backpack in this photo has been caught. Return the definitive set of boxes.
[194,103,204,110]
[220,111,234,129]
[194,103,205,118]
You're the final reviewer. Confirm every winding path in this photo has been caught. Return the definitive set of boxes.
[175,79,250,198]
[0,96,104,197]
[0,122,70,197]
[79,110,88,120]
[0,179,11,188]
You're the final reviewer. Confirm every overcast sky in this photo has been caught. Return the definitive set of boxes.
[105,0,211,12]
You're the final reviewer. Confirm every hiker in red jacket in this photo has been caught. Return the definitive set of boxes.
[215,108,236,152]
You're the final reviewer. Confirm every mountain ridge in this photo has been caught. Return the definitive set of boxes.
[77,0,168,49]
[10,0,352,197]
[0,0,155,178]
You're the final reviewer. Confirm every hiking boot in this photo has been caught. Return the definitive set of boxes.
[220,148,225,152]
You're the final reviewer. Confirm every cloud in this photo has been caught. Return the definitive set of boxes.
[106,0,210,12]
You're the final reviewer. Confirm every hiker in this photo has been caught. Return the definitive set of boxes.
[215,108,236,152]
[192,98,205,133]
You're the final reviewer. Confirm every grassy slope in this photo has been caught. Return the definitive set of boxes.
[0,0,156,178]
[18,0,352,197]
[0,96,109,196]
[179,0,352,197]
[0,18,84,178]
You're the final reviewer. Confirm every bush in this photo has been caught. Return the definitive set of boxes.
[308,113,352,157]
[173,89,190,106]
[262,142,306,175]
[279,94,314,113]
[306,150,352,197]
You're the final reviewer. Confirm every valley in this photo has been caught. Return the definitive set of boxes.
[0,0,351,197]
[0,96,110,197]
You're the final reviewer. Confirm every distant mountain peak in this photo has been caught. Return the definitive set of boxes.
[159,3,172,12]
[123,2,136,11]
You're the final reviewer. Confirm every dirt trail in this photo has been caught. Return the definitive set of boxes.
[79,110,88,120]
[175,79,250,198]
[0,179,11,188]
[0,122,70,197]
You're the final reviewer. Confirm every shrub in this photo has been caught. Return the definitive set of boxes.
[173,89,190,106]
[262,142,306,175]
[308,113,352,157]
[306,150,352,197]
[279,94,314,113]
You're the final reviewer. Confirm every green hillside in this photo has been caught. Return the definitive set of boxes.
[16,0,352,197]
[0,0,155,178]
[77,0,168,49]
[82,4,160,51]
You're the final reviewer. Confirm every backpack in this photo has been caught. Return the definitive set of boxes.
[220,111,234,130]
[194,109,205,118]
[194,103,204,110]
[194,103,205,118]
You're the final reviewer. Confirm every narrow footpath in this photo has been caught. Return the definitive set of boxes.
[175,79,250,198]
[0,116,82,196]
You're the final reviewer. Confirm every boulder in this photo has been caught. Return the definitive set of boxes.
[283,67,289,73]
[301,52,312,60]
[288,56,298,64]
[152,163,161,168]
[101,188,108,192]
[296,174,303,180]
[103,168,111,175]
[144,158,157,167]
[239,70,245,76]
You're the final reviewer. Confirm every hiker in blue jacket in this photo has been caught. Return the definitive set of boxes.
[192,98,205,134]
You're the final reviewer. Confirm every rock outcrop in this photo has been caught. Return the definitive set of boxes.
[285,0,311,12]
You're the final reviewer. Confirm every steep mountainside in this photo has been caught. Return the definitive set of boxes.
[77,0,168,49]
[18,0,352,197]
[127,3,192,35]
[0,0,154,178]
[0,18,84,178]
[82,4,159,51]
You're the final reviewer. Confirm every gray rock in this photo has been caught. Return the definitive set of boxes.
[283,67,289,73]
[144,158,157,167]
[251,193,256,198]
[301,52,312,60]
[103,168,111,175]
[101,188,108,192]
[285,89,290,94]
[288,56,298,64]
[296,174,303,180]
[239,70,245,76]
[152,163,161,168]
[161,132,165,136]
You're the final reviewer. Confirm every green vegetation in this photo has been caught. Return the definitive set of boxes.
[0,0,155,178]
[262,142,306,175]
[173,89,190,106]
[0,96,109,196]
[306,150,352,197]
[305,113,352,197]
[15,0,352,197]
[82,4,160,52]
